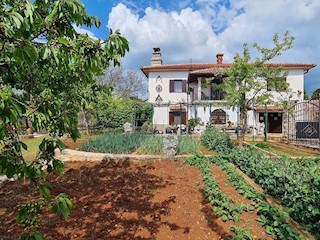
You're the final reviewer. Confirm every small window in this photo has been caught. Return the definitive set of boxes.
[259,113,264,123]
[170,80,187,93]
[174,81,182,92]
[267,77,287,91]
[169,111,186,125]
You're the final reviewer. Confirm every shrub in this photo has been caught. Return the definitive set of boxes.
[188,117,201,131]
[201,124,234,154]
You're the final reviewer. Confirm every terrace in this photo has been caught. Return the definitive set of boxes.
[187,61,229,103]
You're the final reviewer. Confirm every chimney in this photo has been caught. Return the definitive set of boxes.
[151,47,162,66]
[216,53,224,64]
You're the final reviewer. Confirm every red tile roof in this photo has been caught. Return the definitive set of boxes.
[141,62,316,75]
[189,67,228,75]
[255,105,284,111]
[169,106,186,111]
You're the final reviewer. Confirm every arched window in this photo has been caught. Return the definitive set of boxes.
[211,109,226,125]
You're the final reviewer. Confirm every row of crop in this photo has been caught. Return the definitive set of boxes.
[228,148,320,238]
[185,155,255,240]
[201,125,320,238]
[80,133,200,154]
[210,155,303,239]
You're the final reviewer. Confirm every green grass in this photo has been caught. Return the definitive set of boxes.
[250,141,320,158]
[177,136,200,154]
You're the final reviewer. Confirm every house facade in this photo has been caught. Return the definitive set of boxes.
[141,48,316,136]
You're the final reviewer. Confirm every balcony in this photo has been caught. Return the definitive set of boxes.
[190,88,227,103]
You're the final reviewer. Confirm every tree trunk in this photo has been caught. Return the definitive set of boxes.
[82,108,90,135]
[239,107,248,146]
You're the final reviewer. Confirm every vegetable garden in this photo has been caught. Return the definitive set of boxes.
[0,127,318,239]
[199,125,319,239]
[78,133,200,155]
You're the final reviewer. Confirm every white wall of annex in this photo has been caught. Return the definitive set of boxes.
[188,105,237,125]
[153,107,168,125]
[148,71,188,104]
[246,69,305,103]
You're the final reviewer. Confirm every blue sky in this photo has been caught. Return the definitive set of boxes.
[78,0,320,96]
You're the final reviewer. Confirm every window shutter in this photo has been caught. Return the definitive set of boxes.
[182,112,186,124]
[169,112,174,125]
[182,80,187,93]
[169,80,174,93]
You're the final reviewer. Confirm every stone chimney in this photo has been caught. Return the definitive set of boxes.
[216,53,224,64]
[151,47,162,66]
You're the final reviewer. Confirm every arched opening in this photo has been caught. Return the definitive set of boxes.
[211,109,226,125]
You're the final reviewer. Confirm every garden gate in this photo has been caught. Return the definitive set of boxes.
[287,99,320,147]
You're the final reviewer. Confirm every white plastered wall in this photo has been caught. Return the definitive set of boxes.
[246,69,305,103]
[188,105,237,125]
[149,71,188,129]
[149,71,188,104]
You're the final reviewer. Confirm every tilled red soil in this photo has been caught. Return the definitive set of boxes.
[0,160,269,240]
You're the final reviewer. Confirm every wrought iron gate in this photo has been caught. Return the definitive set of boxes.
[287,99,320,147]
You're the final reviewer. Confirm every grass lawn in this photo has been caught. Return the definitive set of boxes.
[250,141,320,158]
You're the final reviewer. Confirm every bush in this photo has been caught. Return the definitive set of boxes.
[188,117,201,131]
[201,124,234,154]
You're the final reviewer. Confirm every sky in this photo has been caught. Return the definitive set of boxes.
[79,0,319,96]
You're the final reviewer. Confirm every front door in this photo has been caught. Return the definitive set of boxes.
[268,112,282,133]
[211,109,226,125]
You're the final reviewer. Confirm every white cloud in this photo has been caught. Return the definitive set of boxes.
[108,0,320,94]
[108,3,220,66]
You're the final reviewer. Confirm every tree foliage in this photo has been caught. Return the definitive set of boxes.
[304,89,309,100]
[311,88,320,100]
[224,31,294,138]
[99,66,148,99]
[0,0,128,238]
[96,96,153,130]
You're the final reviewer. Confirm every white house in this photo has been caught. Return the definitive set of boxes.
[141,48,316,136]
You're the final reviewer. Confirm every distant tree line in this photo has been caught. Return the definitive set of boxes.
[79,67,152,132]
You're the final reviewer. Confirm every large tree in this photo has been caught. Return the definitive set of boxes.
[224,31,294,141]
[99,66,148,99]
[0,0,128,239]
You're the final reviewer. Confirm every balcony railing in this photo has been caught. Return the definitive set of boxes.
[191,89,227,102]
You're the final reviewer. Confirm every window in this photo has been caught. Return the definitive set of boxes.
[267,77,287,91]
[169,111,186,125]
[212,89,227,100]
[169,80,186,93]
